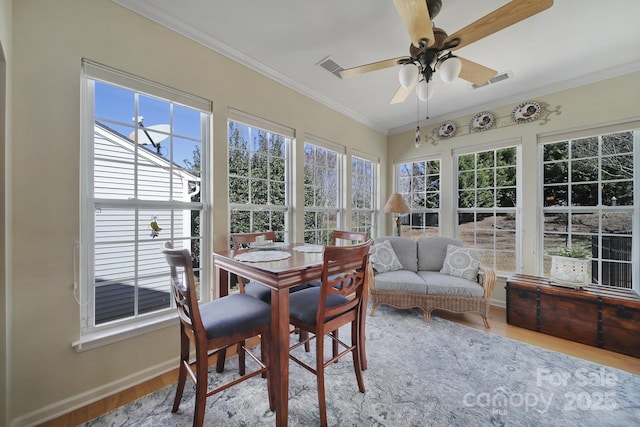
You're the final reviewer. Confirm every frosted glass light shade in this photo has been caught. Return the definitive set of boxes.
[417,79,433,101]
[439,57,462,83]
[399,64,419,88]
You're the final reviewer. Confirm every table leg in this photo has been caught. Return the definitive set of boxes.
[215,265,229,372]
[270,287,290,426]
[216,265,229,298]
[359,281,368,371]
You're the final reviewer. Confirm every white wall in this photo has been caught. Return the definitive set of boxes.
[1,0,12,424]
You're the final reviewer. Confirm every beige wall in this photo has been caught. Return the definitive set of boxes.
[8,0,386,425]
[1,0,12,425]
[6,0,640,425]
[388,71,640,304]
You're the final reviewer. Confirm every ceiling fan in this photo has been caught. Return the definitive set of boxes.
[340,0,554,104]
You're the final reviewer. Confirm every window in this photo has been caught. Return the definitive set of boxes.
[228,110,292,243]
[79,60,211,348]
[455,145,520,273]
[541,129,637,290]
[351,154,377,237]
[304,137,344,244]
[396,159,440,237]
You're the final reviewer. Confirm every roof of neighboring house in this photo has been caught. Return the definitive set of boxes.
[94,121,200,182]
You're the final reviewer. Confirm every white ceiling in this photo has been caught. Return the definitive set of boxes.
[114,0,640,135]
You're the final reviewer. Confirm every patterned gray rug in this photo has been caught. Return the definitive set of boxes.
[82,306,640,426]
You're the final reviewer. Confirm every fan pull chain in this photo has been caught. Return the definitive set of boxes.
[415,95,422,148]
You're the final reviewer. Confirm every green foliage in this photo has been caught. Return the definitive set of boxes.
[546,246,591,259]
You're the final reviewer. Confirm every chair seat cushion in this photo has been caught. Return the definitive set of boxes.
[373,270,428,294]
[417,271,484,297]
[302,273,350,289]
[245,281,312,303]
[288,287,349,325]
[244,281,272,302]
[199,294,271,340]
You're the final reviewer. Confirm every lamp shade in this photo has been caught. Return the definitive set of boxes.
[399,64,419,88]
[439,56,462,83]
[416,79,434,101]
[383,193,410,214]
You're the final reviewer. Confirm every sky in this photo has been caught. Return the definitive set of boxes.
[94,81,203,170]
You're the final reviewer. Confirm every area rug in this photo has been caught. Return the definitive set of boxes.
[82,306,640,426]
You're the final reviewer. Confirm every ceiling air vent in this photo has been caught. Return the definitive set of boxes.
[471,71,511,90]
[318,56,344,78]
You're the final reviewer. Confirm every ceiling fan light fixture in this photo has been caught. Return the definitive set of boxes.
[439,56,462,83]
[399,63,419,88]
[417,79,433,102]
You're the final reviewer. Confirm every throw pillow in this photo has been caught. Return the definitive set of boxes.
[440,245,482,281]
[370,240,403,273]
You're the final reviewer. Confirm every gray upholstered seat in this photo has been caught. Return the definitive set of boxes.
[288,287,349,325]
[244,281,311,303]
[163,244,274,426]
[369,236,497,328]
[198,293,272,339]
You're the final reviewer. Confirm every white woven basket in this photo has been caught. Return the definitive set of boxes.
[550,256,590,284]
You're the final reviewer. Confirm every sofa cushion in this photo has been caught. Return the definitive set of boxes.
[373,270,427,294]
[374,236,418,272]
[370,240,403,273]
[418,271,484,297]
[417,237,463,271]
[440,245,482,281]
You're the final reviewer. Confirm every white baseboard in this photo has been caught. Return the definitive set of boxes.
[491,299,506,308]
[10,358,177,427]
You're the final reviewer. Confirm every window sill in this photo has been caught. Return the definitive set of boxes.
[72,313,178,352]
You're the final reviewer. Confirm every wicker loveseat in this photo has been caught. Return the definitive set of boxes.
[368,236,497,327]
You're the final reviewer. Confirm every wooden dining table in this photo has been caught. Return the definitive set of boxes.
[213,243,325,427]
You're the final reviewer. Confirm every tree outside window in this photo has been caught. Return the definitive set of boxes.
[396,159,440,238]
[351,155,377,237]
[456,146,519,273]
[542,131,635,289]
[304,143,341,244]
[228,121,290,243]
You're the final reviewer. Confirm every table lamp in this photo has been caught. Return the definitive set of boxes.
[383,193,410,236]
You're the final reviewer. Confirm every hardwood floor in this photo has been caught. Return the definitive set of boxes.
[38,306,639,426]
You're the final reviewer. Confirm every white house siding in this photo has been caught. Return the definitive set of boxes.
[93,124,198,324]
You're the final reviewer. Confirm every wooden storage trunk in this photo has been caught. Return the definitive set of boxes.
[506,274,640,358]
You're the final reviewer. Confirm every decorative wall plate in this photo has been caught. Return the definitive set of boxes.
[438,121,457,139]
[512,100,541,123]
[470,112,495,132]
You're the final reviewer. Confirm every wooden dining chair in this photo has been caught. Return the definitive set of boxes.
[230,231,277,303]
[227,231,310,373]
[163,243,274,427]
[311,230,368,368]
[331,229,368,245]
[287,240,373,427]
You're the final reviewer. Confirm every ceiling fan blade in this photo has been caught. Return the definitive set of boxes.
[390,78,417,104]
[393,0,435,48]
[340,57,406,79]
[456,57,498,85]
[446,0,553,51]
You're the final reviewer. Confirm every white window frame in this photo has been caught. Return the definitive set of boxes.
[227,109,293,243]
[303,134,345,244]
[538,121,639,292]
[394,156,441,238]
[75,60,212,351]
[453,140,522,275]
[351,151,379,238]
